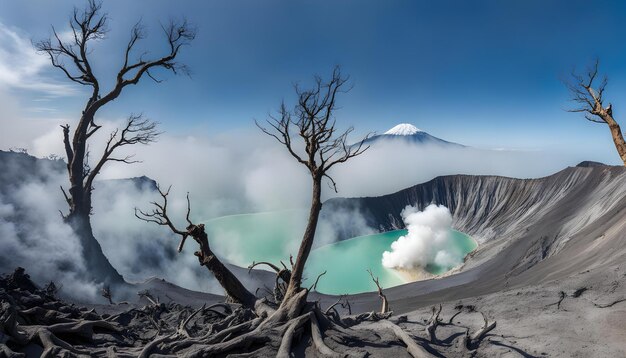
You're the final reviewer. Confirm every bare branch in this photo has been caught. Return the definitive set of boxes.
[136,185,258,306]
[367,269,389,314]
[258,66,372,300]
[178,303,205,337]
[61,124,74,165]
[426,304,442,342]
[135,185,195,254]
[37,2,194,182]
[122,20,146,70]
[565,58,609,124]
[84,114,160,191]
[464,312,497,350]
[114,19,196,89]
[248,261,282,274]
[138,289,159,306]
[323,173,338,193]
[584,114,606,123]
[185,192,193,226]
[308,271,326,291]
[255,113,307,166]
[135,184,188,238]
[324,294,349,315]
[60,186,72,208]
[259,66,370,185]
[34,0,106,90]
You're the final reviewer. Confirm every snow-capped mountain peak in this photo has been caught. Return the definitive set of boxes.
[384,123,423,136]
[352,122,464,148]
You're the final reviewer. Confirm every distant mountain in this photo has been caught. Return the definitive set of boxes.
[0,150,157,193]
[359,123,464,147]
[0,150,65,195]
[576,161,607,168]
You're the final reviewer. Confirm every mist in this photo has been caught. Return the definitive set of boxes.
[0,150,226,298]
[0,155,99,301]
[0,117,580,297]
[381,204,463,270]
[10,115,582,217]
[330,140,580,198]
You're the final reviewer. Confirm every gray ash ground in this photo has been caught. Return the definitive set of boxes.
[3,263,626,357]
[0,267,525,357]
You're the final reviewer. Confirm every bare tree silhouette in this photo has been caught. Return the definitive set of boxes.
[35,0,195,284]
[566,59,626,166]
[257,66,371,304]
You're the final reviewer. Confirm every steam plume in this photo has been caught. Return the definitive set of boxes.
[382,204,465,271]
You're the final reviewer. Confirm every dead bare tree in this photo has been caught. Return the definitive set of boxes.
[367,269,390,315]
[135,186,257,308]
[101,286,113,305]
[34,0,195,285]
[566,59,626,166]
[257,66,371,305]
[132,69,472,357]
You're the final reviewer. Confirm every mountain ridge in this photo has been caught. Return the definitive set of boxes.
[323,163,626,313]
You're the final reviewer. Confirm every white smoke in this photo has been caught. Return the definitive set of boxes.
[0,151,226,298]
[91,178,223,294]
[0,161,99,301]
[382,204,465,270]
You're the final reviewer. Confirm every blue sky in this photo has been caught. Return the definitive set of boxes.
[2,0,626,163]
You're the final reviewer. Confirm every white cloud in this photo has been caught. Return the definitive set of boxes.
[0,22,77,155]
[0,21,76,97]
[26,118,578,219]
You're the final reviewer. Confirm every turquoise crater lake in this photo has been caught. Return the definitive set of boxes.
[204,211,477,295]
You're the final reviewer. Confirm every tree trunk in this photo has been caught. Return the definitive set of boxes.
[597,113,626,166]
[608,122,626,166]
[67,113,91,213]
[61,111,126,285]
[65,212,124,285]
[282,176,323,303]
[193,226,257,307]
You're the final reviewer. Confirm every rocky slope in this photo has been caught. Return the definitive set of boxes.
[326,163,626,311]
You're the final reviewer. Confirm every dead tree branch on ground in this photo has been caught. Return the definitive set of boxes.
[464,312,497,350]
[426,304,442,342]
